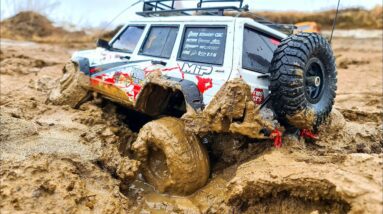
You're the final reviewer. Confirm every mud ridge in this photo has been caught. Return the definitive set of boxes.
[226,178,351,214]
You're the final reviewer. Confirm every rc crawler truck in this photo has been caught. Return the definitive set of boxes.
[49,0,337,195]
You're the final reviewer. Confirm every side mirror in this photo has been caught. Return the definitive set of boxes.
[96,39,111,50]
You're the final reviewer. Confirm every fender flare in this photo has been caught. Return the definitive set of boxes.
[136,76,204,114]
[161,76,204,111]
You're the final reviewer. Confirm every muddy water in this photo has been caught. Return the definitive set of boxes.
[127,167,234,213]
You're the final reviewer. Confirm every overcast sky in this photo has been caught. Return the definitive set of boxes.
[1,0,381,28]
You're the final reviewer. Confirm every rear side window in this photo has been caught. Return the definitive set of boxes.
[111,26,145,52]
[139,26,179,58]
[178,26,226,65]
[242,27,280,73]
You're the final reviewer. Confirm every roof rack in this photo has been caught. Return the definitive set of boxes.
[137,0,248,16]
[136,0,295,34]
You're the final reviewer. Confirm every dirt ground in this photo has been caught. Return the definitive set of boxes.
[0,32,382,213]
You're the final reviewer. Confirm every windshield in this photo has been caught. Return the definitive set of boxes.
[111,26,145,52]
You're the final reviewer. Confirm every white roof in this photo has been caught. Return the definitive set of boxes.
[129,15,244,23]
[128,15,287,39]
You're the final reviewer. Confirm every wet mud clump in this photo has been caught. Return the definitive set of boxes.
[183,78,278,139]
[208,134,272,168]
[74,102,141,183]
[315,109,383,154]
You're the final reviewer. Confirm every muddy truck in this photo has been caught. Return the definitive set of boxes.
[48,0,337,195]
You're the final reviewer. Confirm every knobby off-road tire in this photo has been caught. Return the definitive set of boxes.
[269,33,337,131]
[48,62,90,108]
[132,117,210,195]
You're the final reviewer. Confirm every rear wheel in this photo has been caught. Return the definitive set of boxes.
[48,62,90,108]
[132,117,210,195]
[269,33,337,130]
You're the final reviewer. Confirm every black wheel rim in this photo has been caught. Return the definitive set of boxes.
[304,57,325,104]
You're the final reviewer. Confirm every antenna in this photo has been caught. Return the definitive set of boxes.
[98,0,143,38]
[329,0,341,43]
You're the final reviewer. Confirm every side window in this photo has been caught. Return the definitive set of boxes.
[139,26,179,58]
[242,27,280,73]
[179,26,226,65]
[111,26,145,52]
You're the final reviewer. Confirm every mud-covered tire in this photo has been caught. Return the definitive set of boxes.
[48,62,90,108]
[269,33,337,130]
[132,117,210,195]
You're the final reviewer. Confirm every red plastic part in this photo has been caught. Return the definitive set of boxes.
[300,129,319,140]
[271,129,283,148]
[251,88,265,105]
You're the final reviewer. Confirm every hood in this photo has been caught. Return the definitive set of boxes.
[71,48,131,67]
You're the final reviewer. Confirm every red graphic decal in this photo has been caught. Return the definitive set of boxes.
[252,88,265,105]
[90,78,99,85]
[144,64,185,79]
[177,63,185,79]
[161,66,179,72]
[89,67,102,73]
[143,67,154,74]
[133,84,142,100]
[196,76,213,94]
[270,38,281,45]
[104,77,115,84]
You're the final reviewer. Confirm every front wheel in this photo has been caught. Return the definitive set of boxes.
[48,62,90,108]
[132,117,210,195]
[269,33,337,131]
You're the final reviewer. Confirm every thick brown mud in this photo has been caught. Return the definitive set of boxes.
[0,36,382,213]
[224,151,382,214]
[182,78,277,139]
[0,155,132,213]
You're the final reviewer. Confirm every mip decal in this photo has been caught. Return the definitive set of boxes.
[181,63,213,76]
